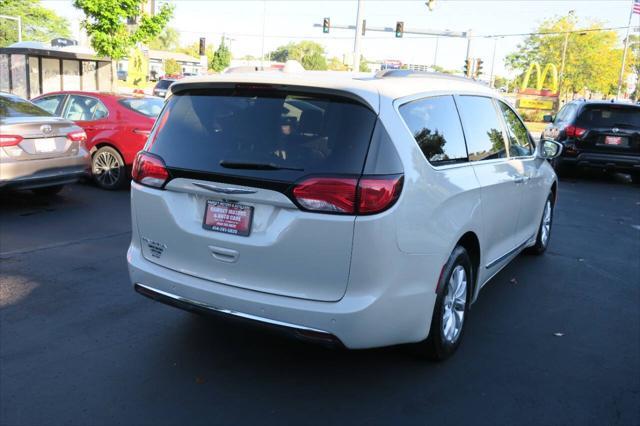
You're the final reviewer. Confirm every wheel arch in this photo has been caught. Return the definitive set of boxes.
[455,231,481,302]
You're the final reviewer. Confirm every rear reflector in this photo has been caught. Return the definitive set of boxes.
[292,175,403,215]
[132,151,170,188]
[0,135,23,147]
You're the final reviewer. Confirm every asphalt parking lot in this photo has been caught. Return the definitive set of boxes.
[1,173,639,426]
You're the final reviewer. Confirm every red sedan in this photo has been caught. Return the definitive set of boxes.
[32,91,164,190]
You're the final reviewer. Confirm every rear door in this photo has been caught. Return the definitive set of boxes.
[455,95,523,270]
[573,104,640,156]
[62,95,112,146]
[135,86,378,302]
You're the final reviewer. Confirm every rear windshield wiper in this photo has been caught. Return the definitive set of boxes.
[219,160,304,171]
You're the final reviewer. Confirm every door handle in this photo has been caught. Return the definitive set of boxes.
[513,176,529,184]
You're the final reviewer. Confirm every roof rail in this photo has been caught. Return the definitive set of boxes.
[374,69,472,82]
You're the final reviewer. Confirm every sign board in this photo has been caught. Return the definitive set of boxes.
[518,98,555,110]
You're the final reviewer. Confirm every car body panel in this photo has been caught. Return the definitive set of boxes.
[128,72,558,349]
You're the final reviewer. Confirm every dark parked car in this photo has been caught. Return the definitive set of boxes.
[152,78,176,98]
[542,100,640,181]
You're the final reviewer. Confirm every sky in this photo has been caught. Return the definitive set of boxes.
[43,0,640,77]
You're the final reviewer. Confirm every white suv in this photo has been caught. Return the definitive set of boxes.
[127,71,562,360]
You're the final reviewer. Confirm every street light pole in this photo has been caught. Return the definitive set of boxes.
[489,37,499,88]
[617,5,634,99]
[432,37,439,67]
[260,0,267,68]
[353,0,364,72]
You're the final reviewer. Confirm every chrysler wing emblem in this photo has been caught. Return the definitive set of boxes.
[192,182,257,195]
[612,128,620,133]
[40,124,53,134]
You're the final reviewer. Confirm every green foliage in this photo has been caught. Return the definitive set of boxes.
[505,15,635,97]
[431,65,456,75]
[210,37,231,72]
[163,58,180,75]
[147,26,179,51]
[73,0,174,59]
[269,41,328,70]
[359,57,370,72]
[126,47,147,87]
[328,57,348,71]
[180,41,214,67]
[493,75,510,90]
[0,0,71,47]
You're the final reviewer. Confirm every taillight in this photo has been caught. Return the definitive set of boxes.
[0,135,23,147]
[132,151,169,188]
[358,176,404,214]
[67,130,87,143]
[293,178,358,213]
[292,175,403,215]
[565,125,586,138]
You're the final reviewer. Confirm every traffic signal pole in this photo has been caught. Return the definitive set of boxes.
[353,0,364,72]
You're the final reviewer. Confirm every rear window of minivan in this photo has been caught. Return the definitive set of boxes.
[147,88,378,182]
[575,104,640,128]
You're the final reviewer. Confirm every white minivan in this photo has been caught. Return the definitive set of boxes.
[127,71,562,360]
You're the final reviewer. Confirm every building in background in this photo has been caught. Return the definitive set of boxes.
[0,41,113,99]
[117,49,204,81]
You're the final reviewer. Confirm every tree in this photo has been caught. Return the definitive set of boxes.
[505,15,635,98]
[431,65,456,75]
[180,41,214,67]
[126,47,147,87]
[359,56,370,72]
[328,57,348,71]
[210,37,231,72]
[73,0,174,59]
[164,58,180,75]
[268,41,328,70]
[147,26,179,51]
[0,0,71,47]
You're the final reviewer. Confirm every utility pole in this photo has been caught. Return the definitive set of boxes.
[489,37,499,88]
[353,0,364,72]
[432,37,439,68]
[617,3,634,99]
[260,0,267,68]
[0,15,22,42]
[465,29,472,64]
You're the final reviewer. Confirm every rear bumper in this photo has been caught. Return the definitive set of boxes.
[127,243,437,349]
[561,152,640,172]
[0,150,91,190]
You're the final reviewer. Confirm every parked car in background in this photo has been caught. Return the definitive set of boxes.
[0,92,90,195]
[33,91,164,190]
[152,79,176,98]
[128,71,562,360]
[543,100,640,181]
[117,70,128,81]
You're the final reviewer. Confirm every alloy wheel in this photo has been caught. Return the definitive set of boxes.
[442,265,467,344]
[93,150,121,188]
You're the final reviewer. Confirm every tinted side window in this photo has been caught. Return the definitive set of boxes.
[33,95,65,115]
[456,96,507,162]
[399,95,468,165]
[555,104,576,123]
[498,101,533,157]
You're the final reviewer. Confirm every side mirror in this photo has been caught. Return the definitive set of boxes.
[543,114,554,123]
[537,139,563,159]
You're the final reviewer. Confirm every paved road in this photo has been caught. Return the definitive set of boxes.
[1,174,639,426]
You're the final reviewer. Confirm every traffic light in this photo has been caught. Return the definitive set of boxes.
[323,17,330,34]
[464,58,472,78]
[395,21,404,38]
[474,58,484,79]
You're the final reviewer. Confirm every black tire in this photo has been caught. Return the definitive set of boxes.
[31,184,64,196]
[526,193,554,255]
[551,157,573,178]
[417,246,472,361]
[92,146,127,190]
